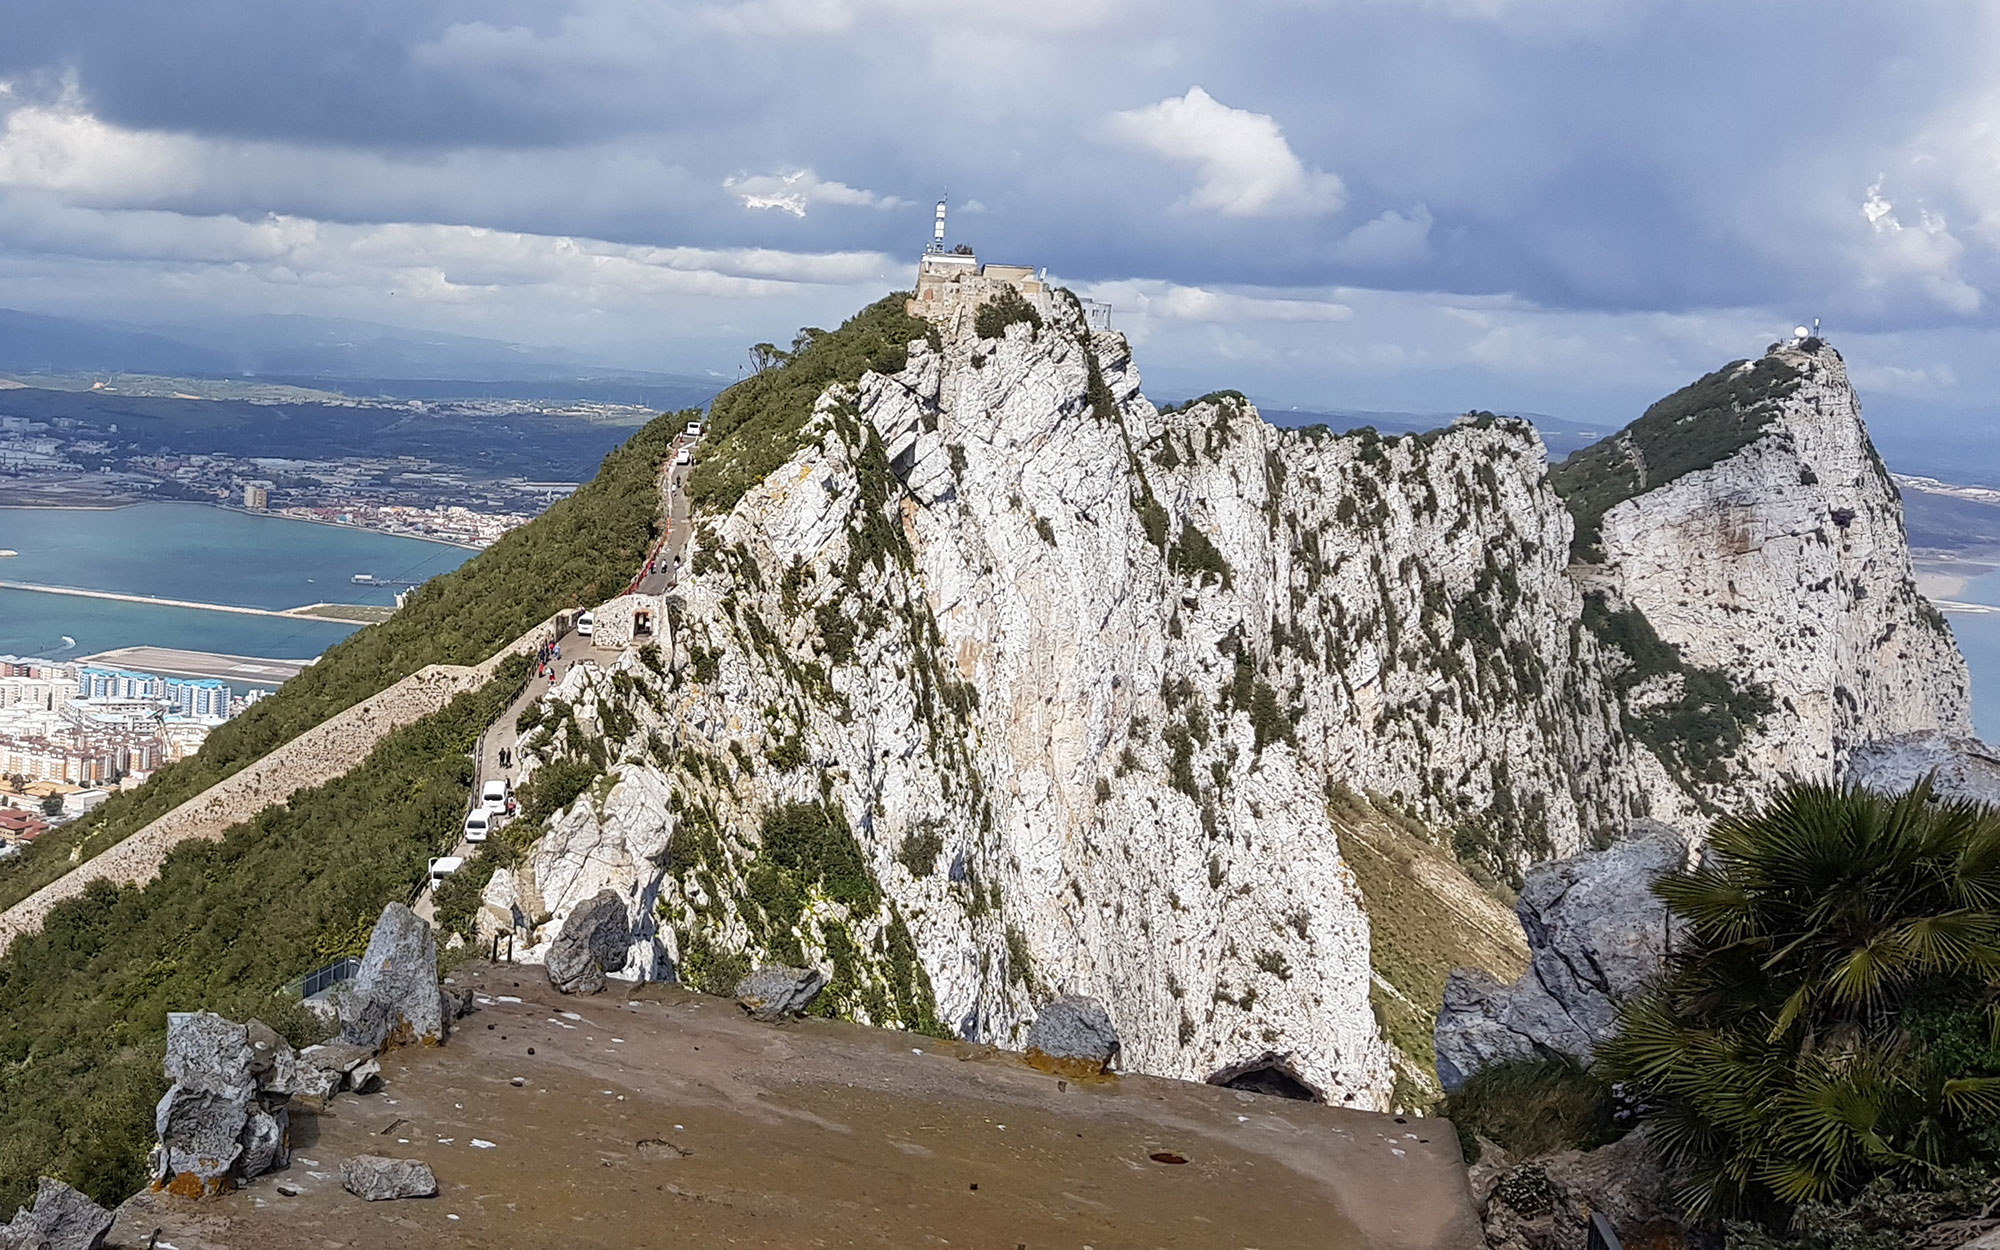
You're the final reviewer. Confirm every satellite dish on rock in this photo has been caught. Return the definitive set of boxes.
[1794,325,1811,339]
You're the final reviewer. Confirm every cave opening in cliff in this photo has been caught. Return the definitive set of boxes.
[1206,1053,1323,1103]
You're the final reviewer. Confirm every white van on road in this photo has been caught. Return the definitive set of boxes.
[576,609,595,638]
[481,779,509,810]
[463,809,490,843]
[683,420,702,438]
[429,856,464,883]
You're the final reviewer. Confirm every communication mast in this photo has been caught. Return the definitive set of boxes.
[927,197,947,255]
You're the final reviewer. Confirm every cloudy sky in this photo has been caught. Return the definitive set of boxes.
[3,0,2000,429]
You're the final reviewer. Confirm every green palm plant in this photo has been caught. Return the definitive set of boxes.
[1600,778,2000,1222]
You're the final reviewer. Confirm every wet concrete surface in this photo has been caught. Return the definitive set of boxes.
[112,964,1483,1249]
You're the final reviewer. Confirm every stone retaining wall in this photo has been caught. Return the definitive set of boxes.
[0,617,563,955]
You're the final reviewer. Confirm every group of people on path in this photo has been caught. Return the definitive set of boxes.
[536,637,564,687]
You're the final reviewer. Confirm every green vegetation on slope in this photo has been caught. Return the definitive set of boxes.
[1334,786,1529,1102]
[1550,353,1803,562]
[1581,591,1775,798]
[1601,780,2000,1223]
[688,294,934,512]
[0,659,529,1211]
[0,415,680,911]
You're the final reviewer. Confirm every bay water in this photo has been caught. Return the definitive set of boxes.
[0,503,471,664]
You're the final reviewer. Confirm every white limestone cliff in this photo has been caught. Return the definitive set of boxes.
[501,304,1967,1107]
[1575,341,1968,819]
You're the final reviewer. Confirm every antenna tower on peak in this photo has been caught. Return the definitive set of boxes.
[927,196,947,255]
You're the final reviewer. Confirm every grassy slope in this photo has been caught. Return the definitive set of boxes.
[0,661,526,1209]
[689,294,932,513]
[1333,789,1528,1104]
[1549,352,1802,562]
[0,414,682,913]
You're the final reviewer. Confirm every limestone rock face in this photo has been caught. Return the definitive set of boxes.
[0,1178,114,1250]
[522,763,670,982]
[338,902,447,1050]
[1434,830,1685,1090]
[1580,342,1969,821]
[508,304,1964,1106]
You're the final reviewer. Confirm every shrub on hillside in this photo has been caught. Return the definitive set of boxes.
[1600,779,2000,1223]
[689,294,934,512]
[0,658,528,1210]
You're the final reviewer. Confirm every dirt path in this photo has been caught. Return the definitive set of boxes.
[113,965,1483,1250]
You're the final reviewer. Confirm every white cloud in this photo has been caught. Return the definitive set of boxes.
[724,169,905,216]
[0,80,206,201]
[700,0,1124,37]
[0,191,893,300]
[1332,203,1434,266]
[1107,86,1345,218]
[1082,277,1353,327]
[1853,176,1980,314]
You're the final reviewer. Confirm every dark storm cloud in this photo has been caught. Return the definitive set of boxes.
[3,0,1999,410]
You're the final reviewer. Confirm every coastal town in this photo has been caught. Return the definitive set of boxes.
[0,407,589,548]
[0,653,266,853]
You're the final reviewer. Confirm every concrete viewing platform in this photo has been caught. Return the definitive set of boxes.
[111,964,1484,1249]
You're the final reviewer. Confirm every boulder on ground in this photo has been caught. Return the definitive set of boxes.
[545,890,631,995]
[338,902,448,1050]
[1023,996,1121,1077]
[153,1012,301,1195]
[0,1178,114,1250]
[339,1155,438,1202]
[1434,826,1685,1091]
[349,1059,382,1095]
[734,966,828,1022]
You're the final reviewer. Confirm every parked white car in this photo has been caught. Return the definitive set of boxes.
[428,856,464,883]
[481,779,509,809]
[576,609,595,638]
[463,809,490,843]
[683,420,702,438]
[675,447,692,466]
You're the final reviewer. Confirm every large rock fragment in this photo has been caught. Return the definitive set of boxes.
[0,1178,114,1250]
[545,890,631,995]
[734,966,828,1022]
[1024,997,1121,1077]
[1435,827,1685,1090]
[339,902,447,1050]
[1847,732,2000,805]
[153,1012,261,1196]
[339,1155,438,1201]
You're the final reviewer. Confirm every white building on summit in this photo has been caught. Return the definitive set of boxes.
[906,199,1108,329]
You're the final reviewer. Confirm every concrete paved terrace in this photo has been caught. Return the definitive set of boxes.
[112,964,1484,1249]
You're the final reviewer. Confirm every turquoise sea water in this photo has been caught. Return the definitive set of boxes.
[0,503,471,662]
[1943,565,2000,741]
[1951,613,2000,741]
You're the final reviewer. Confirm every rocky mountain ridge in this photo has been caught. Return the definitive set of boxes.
[485,296,1967,1106]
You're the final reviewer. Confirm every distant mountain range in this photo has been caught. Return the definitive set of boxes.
[0,307,722,408]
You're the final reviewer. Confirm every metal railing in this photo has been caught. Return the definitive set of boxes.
[1587,1211,1624,1250]
[293,956,361,1000]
